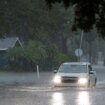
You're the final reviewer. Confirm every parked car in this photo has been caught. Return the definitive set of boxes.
[53,62,97,87]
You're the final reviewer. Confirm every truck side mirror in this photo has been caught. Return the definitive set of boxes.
[89,71,94,74]
[53,70,57,73]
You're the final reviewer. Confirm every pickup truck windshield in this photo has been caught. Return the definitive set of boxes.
[58,64,87,73]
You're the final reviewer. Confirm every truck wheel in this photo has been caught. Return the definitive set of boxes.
[87,80,90,88]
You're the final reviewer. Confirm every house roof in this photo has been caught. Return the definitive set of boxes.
[0,37,22,50]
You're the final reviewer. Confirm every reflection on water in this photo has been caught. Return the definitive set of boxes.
[77,91,90,105]
[51,92,64,105]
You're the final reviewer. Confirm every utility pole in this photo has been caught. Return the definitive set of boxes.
[75,30,84,62]
[79,30,84,61]
[80,30,84,49]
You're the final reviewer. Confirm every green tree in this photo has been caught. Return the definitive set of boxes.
[6,40,47,71]
[53,53,77,69]
[24,40,47,64]
[45,0,105,37]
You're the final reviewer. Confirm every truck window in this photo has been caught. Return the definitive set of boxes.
[88,65,92,72]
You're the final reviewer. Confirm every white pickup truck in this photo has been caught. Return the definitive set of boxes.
[53,62,97,87]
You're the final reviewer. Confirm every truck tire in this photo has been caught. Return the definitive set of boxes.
[87,80,90,88]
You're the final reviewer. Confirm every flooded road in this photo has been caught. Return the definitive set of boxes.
[0,86,105,105]
[0,65,105,105]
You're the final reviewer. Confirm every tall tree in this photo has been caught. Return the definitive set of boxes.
[45,0,105,37]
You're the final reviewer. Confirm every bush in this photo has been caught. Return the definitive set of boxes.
[53,53,77,69]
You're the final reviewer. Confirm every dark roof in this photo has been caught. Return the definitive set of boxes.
[0,37,22,50]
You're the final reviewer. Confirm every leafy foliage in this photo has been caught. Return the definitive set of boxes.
[6,47,24,59]
[5,40,77,71]
[45,0,105,37]
[0,0,80,71]
[24,40,47,64]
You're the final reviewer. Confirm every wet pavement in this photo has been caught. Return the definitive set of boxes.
[0,72,54,87]
[0,65,104,86]
[0,65,105,105]
[0,85,105,105]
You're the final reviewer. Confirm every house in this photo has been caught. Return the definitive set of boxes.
[0,37,22,68]
[0,37,22,50]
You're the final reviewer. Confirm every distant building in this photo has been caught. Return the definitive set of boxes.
[0,37,22,68]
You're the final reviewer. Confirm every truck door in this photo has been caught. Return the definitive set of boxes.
[88,65,96,86]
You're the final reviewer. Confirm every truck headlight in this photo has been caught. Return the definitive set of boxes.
[53,75,61,84]
[78,78,88,85]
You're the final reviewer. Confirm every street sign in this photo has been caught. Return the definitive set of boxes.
[75,48,83,57]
